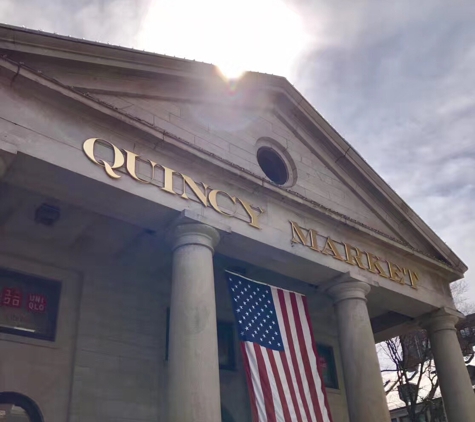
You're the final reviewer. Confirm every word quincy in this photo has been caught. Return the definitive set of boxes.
[83,138,264,229]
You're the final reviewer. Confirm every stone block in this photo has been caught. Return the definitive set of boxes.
[153,115,195,144]
[230,144,257,163]
[194,135,230,157]
[91,94,132,110]
[126,97,178,121]
[170,114,210,137]
[121,104,158,125]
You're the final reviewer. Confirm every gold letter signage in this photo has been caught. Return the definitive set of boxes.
[83,138,421,288]
[83,138,264,229]
[290,221,419,289]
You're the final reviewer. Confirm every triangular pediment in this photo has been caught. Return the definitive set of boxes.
[89,92,402,239]
[0,24,466,274]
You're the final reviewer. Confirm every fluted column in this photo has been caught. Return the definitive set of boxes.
[167,223,221,422]
[325,279,391,422]
[421,309,475,422]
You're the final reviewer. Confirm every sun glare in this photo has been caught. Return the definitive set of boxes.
[216,61,246,81]
[137,0,311,80]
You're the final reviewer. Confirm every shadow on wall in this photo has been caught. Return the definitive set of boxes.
[222,405,236,422]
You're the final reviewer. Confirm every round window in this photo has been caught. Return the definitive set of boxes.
[257,147,288,185]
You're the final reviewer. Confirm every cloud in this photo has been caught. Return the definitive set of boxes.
[293,0,475,303]
[0,0,152,46]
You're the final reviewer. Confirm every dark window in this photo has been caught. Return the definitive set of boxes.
[221,406,235,422]
[316,343,339,389]
[257,148,288,185]
[0,268,61,341]
[217,321,236,371]
[0,392,43,422]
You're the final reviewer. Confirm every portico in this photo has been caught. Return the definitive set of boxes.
[0,24,472,422]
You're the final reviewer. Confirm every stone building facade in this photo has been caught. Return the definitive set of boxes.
[0,24,473,422]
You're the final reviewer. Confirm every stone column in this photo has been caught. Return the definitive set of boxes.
[421,309,475,422]
[167,223,221,422]
[325,279,391,422]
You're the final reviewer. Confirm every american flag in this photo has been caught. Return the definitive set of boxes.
[226,272,333,422]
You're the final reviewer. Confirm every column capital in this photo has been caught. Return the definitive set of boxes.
[171,223,220,253]
[420,307,462,335]
[323,276,371,304]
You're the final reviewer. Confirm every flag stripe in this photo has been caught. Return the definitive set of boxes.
[290,293,325,422]
[246,343,268,422]
[227,273,333,422]
[285,291,316,422]
[266,348,292,422]
[297,297,331,422]
[278,290,314,422]
[241,342,260,422]
[302,298,334,422]
[272,290,304,422]
[273,350,299,422]
[254,343,277,422]
[298,297,331,422]
[260,347,284,421]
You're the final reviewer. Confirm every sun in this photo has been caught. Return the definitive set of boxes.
[137,0,312,80]
[216,61,246,81]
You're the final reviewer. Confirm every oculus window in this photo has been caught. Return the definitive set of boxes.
[257,147,288,185]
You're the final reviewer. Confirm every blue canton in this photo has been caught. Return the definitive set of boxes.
[227,272,284,351]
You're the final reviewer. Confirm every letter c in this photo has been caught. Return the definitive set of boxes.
[208,189,237,216]
[83,138,125,179]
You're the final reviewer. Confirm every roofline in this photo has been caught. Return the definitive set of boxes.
[0,23,467,273]
[289,93,468,273]
[0,23,286,84]
[0,23,216,73]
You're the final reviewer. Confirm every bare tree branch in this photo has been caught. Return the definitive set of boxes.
[381,286,475,421]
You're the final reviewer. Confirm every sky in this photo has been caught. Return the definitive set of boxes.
[0,0,474,302]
